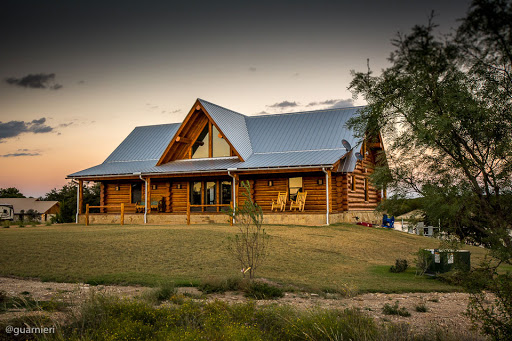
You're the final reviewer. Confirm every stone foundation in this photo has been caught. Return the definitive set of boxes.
[80,210,382,226]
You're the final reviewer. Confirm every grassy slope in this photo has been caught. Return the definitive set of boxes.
[0,223,488,292]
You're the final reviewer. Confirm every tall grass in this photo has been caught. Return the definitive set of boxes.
[43,293,485,341]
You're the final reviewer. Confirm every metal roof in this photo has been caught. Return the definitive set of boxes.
[104,123,180,163]
[199,99,253,160]
[68,101,364,178]
[246,107,362,153]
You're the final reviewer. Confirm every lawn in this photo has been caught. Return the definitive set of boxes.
[0,223,489,292]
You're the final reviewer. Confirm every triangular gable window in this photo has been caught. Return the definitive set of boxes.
[190,122,231,159]
[191,125,209,159]
[157,100,239,165]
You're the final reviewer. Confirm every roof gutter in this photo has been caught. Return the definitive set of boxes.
[67,165,336,180]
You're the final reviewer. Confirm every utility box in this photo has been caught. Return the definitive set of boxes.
[424,249,471,273]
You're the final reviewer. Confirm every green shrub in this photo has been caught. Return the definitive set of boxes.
[390,258,409,273]
[382,301,411,317]
[199,277,242,294]
[244,281,284,300]
[1,220,10,228]
[144,282,177,303]
[415,303,428,312]
[16,220,25,228]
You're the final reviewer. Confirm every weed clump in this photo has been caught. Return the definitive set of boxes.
[382,301,411,317]
[244,282,284,300]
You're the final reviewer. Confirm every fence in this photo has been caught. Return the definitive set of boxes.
[85,203,124,226]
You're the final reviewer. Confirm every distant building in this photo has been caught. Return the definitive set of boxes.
[0,198,60,222]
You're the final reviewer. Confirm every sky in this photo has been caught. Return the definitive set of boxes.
[0,0,471,197]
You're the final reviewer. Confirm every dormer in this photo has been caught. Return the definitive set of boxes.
[157,99,252,165]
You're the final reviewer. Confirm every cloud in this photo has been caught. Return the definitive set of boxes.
[267,101,299,109]
[249,67,257,72]
[0,118,54,141]
[1,148,41,157]
[306,98,354,108]
[4,73,63,90]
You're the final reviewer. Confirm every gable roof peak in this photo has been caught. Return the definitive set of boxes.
[250,105,366,118]
[197,98,248,118]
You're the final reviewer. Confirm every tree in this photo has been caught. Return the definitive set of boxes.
[227,181,269,279]
[43,181,100,223]
[348,1,512,338]
[0,187,25,198]
[349,1,511,255]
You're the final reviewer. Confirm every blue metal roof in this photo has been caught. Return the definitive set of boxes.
[199,99,253,160]
[246,107,362,153]
[104,124,180,163]
[68,101,364,178]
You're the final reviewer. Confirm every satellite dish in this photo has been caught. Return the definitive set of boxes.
[342,139,352,151]
[355,152,364,160]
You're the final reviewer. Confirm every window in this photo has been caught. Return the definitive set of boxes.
[191,125,209,159]
[289,177,303,201]
[351,175,356,191]
[204,181,216,212]
[221,181,232,205]
[131,183,142,204]
[364,178,369,201]
[212,125,230,157]
[191,123,232,159]
[189,181,232,212]
[190,182,202,211]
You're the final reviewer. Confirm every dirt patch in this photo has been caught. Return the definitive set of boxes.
[0,277,482,336]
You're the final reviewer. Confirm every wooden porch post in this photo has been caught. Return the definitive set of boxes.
[187,181,190,225]
[327,170,332,213]
[120,203,124,225]
[78,180,84,215]
[147,177,152,213]
[85,204,89,226]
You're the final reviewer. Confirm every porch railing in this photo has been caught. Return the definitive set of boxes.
[85,203,124,226]
[186,203,233,225]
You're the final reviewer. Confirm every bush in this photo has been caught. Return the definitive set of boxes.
[415,303,428,312]
[382,301,411,317]
[55,293,484,340]
[144,282,177,303]
[1,220,10,228]
[244,281,284,300]
[390,259,408,273]
[16,220,25,228]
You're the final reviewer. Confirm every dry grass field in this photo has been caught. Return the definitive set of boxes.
[0,223,489,292]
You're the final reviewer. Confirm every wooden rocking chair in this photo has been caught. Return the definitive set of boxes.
[271,191,287,212]
[289,191,307,211]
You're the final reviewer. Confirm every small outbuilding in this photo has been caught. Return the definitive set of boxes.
[0,198,60,222]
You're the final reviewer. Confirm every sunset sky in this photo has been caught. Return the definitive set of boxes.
[0,0,471,197]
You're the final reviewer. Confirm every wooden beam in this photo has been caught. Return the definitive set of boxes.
[175,136,193,144]
[208,122,213,158]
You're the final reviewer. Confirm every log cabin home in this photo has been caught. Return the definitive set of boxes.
[68,99,385,225]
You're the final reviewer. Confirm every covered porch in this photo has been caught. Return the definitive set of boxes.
[75,167,343,225]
